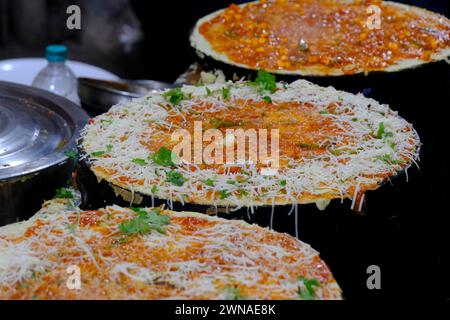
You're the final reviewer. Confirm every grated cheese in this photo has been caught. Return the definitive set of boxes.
[80,79,421,212]
[0,200,341,299]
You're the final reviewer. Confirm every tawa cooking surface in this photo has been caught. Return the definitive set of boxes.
[0,81,88,180]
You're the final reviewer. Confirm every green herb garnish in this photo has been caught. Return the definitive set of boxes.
[151,147,177,167]
[376,122,385,139]
[298,143,320,149]
[204,179,215,187]
[210,118,240,129]
[119,208,170,236]
[106,145,113,152]
[279,180,287,187]
[298,277,321,300]
[166,170,185,186]
[236,189,249,197]
[223,286,244,300]
[222,87,231,100]
[262,95,272,103]
[132,158,147,166]
[220,190,231,199]
[64,149,78,160]
[374,154,402,165]
[162,87,184,105]
[251,70,276,94]
[91,151,106,157]
[55,187,73,199]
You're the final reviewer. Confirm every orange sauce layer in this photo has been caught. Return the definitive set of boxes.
[143,99,350,166]
[199,0,450,73]
[0,208,337,299]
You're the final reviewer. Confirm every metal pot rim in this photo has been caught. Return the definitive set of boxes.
[0,81,89,181]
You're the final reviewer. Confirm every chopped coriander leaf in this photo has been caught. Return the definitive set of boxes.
[220,190,231,199]
[55,187,73,199]
[151,147,177,167]
[223,286,244,300]
[106,144,113,152]
[351,117,358,122]
[279,180,287,186]
[319,110,328,114]
[132,158,147,166]
[210,118,240,129]
[151,185,158,194]
[251,70,276,94]
[204,179,215,187]
[130,207,148,215]
[227,180,237,185]
[298,277,321,300]
[119,216,151,235]
[222,87,231,100]
[237,189,249,197]
[374,154,402,165]
[376,122,385,139]
[119,208,169,236]
[298,142,320,149]
[64,149,78,160]
[162,87,184,105]
[262,95,272,103]
[166,170,185,186]
[206,87,213,96]
[100,119,112,124]
[329,148,358,156]
[91,151,106,157]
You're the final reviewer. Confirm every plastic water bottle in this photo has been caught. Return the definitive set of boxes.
[32,45,79,103]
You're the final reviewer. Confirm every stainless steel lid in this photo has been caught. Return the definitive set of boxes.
[0,81,89,180]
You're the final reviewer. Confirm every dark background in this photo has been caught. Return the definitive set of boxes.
[0,0,449,301]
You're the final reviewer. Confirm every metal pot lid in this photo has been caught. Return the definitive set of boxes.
[0,81,89,180]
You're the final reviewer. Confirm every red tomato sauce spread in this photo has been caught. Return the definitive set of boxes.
[198,0,450,73]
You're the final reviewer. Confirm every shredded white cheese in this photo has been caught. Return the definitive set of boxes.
[80,79,421,211]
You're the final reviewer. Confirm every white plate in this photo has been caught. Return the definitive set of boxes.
[0,58,119,86]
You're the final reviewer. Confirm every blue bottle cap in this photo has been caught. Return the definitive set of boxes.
[45,45,68,62]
